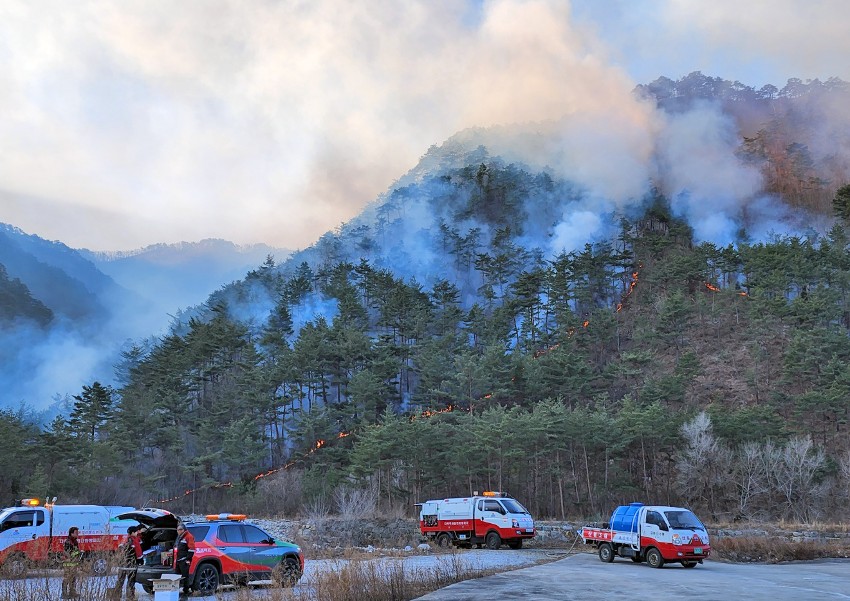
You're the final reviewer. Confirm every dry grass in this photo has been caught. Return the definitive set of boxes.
[0,551,507,601]
[286,553,500,601]
[0,560,118,601]
[711,535,850,563]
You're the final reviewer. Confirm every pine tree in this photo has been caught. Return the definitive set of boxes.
[68,382,114,441]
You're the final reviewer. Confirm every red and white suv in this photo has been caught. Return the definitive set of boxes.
[118,509,303,595]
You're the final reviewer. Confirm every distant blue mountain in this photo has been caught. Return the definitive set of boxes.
[79,239,290,317]
[0,223,127,322]
[0,225,289,410]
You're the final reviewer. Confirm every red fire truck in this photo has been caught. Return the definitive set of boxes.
[0,498,137,576]
[581,502,710,568]
[417,492,535,550]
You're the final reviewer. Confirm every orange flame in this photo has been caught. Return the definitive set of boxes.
[534,343,560,358]
[704,282,721,292]
[616,269,640,312]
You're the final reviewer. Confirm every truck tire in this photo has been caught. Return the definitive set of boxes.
[1,553,28,578]
[90,554,109,576]
[436,533,451,548]
[598,543,615,563]
[631,555,643,563]
[485,532,501,550]
[646,547,665,569]
[507,540,523,549]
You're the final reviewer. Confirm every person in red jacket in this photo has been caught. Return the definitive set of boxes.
[110,525,144,599]
[173,523,196,597]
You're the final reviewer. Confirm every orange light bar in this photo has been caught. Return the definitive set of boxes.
[205,513,247,521]
[482,491,501,497]
[21,498,41,506]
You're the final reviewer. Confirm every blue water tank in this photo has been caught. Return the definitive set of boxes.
[609,502,643,532]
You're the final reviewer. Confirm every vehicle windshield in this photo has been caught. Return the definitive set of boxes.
[500,499,529,515]
[664,510,704,530]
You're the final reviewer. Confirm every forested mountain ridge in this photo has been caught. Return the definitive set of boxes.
[4,74,850,524]
[0,263,53,326]
[638,72,850,215]
[0,223,118,323]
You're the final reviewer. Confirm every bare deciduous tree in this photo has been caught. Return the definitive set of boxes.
[334,483,379,518]
[676,412,732,518]
[732,441,769,520]
[769,435,827,523]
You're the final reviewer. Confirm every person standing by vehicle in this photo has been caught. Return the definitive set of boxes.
[62,526,82,599]
[173,523,195,597]
[110,525,144,599]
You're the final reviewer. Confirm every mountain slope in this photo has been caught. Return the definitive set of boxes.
[0,263,53,326]
[0,224,119,322]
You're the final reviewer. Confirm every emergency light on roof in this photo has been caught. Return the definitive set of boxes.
[205,513,247,522]
[19,498,41,507]
[482,491,503,497]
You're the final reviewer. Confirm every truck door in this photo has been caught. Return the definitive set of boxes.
[478,500,508,535]
[0,508,48,559]
[474,500,485,536]
[640,510,670,548]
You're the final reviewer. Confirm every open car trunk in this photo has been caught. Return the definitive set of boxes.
[116,509,180,566]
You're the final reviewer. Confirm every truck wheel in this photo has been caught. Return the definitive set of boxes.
[631,555,643,563]
[485,532,501,550]
[681,560,698,568]
[507,540,523,550]
[598,543,615,563]
[436,533,451,548]
[194,562,221,593]
[646,547,665,569]
[90,555,109,576]
[1,554,28,578]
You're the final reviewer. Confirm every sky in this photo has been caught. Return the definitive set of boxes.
[1,0,847,252]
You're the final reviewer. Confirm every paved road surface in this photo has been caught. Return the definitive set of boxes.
[415,552,850,601]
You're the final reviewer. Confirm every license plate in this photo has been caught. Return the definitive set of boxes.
[525,528,533,533]
[694,548,703,554]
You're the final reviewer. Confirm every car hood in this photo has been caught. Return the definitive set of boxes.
[116,509,180,529]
